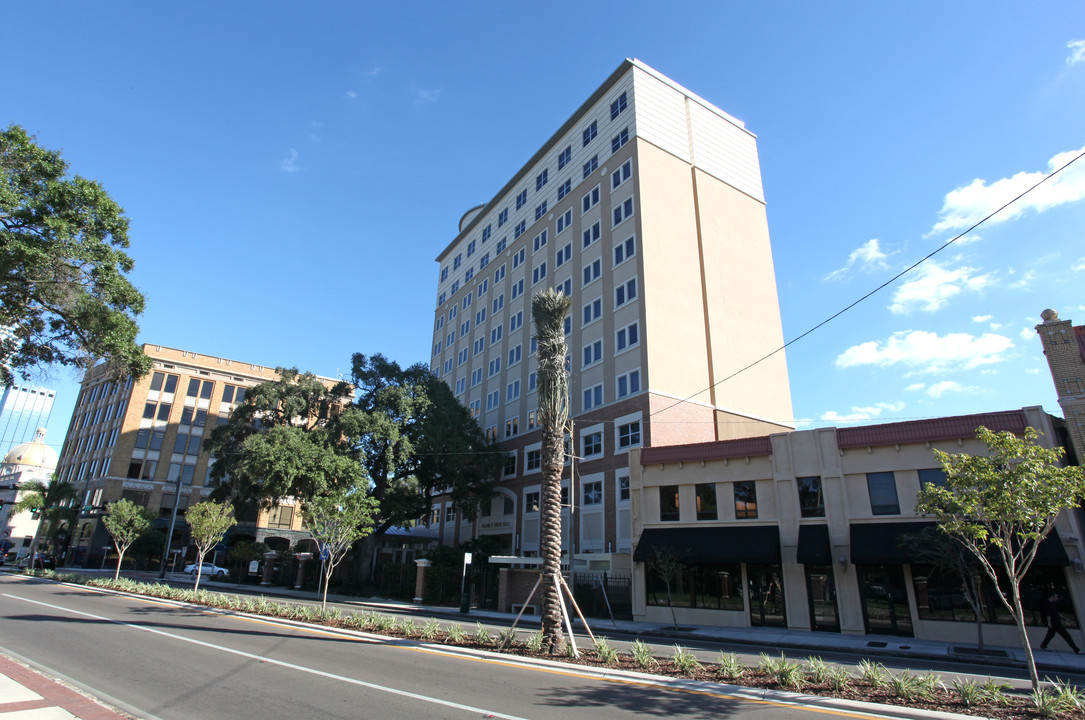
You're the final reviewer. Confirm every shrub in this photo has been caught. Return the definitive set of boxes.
[805,656,829,684]
[776,659,806,690]
[446,623,465,643]
[888,671,921,701]
[420,619,441,641]
[717,652,745,680]
[630,639,656,669]
[980,676,1012,707]
[671,645,702,674]
[497,627,518,649]
[915,672,946,701]
[825,666,851,692]
[953,678,984,708]
[473,622,493,645]
[857,659,888,689]
[525,629,544,652]
[593,637,619,665]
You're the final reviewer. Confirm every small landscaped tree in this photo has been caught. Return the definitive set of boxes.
[101,500,153,580]
[186,501,237,591]
[302,490,377,610]
[646,546,683,630]
[916,426,1085,690]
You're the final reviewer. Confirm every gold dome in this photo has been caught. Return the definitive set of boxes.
[3,428,59,471]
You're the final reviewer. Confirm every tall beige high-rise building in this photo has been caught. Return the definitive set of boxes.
[427,59,794,570]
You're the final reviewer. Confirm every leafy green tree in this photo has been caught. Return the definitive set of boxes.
[207,358,499,538]
[101,500,153,580]
[206,368,362,514]
[0,124,150,385]
[13,476,77,570]
[185,501,237,591]
[339,353,500,535]
[302,490,376,610]
[916,426,1085,690]
[531,288,572,655]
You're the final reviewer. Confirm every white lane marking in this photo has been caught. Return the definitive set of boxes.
[4,593,531,720]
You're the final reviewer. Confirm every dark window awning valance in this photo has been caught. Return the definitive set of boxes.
[849,522,1070,567]
[633,525,780,564]
[850,522,937,564]
[797,524,832,565]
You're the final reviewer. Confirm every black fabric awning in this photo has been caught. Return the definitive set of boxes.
[633,525,780,564]
[849,522,937,564]
[849,522,1070,567]
[796,524,832,565]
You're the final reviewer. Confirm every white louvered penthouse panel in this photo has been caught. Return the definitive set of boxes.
[688,101,764,203]
[630,67,691,165]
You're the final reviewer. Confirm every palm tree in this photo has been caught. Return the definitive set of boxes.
[13,476,78,569]
[531,288,572,655]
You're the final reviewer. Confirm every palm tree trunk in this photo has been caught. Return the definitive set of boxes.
[539,426,566,655]
[531,288,572,656]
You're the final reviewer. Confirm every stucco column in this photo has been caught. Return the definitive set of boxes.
[261,551,278,586]
[414,559,431,604]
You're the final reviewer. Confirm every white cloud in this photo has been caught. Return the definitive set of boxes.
[932,145,1085,234]
[1072,258,1085,272]
[1025,367,1041,375]
[836,329,1014,373]
[889,260,992,314]
[412,87,442,103]
[1068,40,1085,66]
[1008,270,1037,290]
[925,380,976,398]
[362,67,382,77]
[345,90,358,100]
[972,315,992,323]
[824,239,891,281]
[279,149,300,173]
[1020,326,1038,341]
[905,383,926,392]
[820,401,904,424]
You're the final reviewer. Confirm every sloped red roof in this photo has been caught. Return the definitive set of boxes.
[836,410,1028,449]
[641,435,772,464]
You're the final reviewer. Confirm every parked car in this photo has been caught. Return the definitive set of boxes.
[184,562,229,578]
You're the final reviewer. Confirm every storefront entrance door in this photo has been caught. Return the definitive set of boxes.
[804,565,840,632]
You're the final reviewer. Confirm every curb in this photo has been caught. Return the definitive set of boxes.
[36,575,990,720]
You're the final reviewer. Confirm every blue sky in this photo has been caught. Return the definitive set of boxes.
[4,2,1085,454]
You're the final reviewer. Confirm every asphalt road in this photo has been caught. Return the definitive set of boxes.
[2,574,851,720]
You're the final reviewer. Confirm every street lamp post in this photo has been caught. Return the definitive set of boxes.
[157,472,184,579]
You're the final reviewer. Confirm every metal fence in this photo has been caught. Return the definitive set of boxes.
[572,572,633,621]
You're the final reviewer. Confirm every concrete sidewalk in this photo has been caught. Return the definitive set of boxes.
[126,569,1085,676]
[0,653,131,720]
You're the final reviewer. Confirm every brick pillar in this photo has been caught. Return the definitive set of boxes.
[498,567,510,613]
[261,552,278,586]
[295,552,313,590]
[414,559,431,604]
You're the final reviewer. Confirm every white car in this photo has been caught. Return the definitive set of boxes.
[184,562,228,578]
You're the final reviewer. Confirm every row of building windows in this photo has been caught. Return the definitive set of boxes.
[437,90,632,298]
[656,469,948,523]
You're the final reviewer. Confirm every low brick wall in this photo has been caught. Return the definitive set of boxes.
[498,568,544,614]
